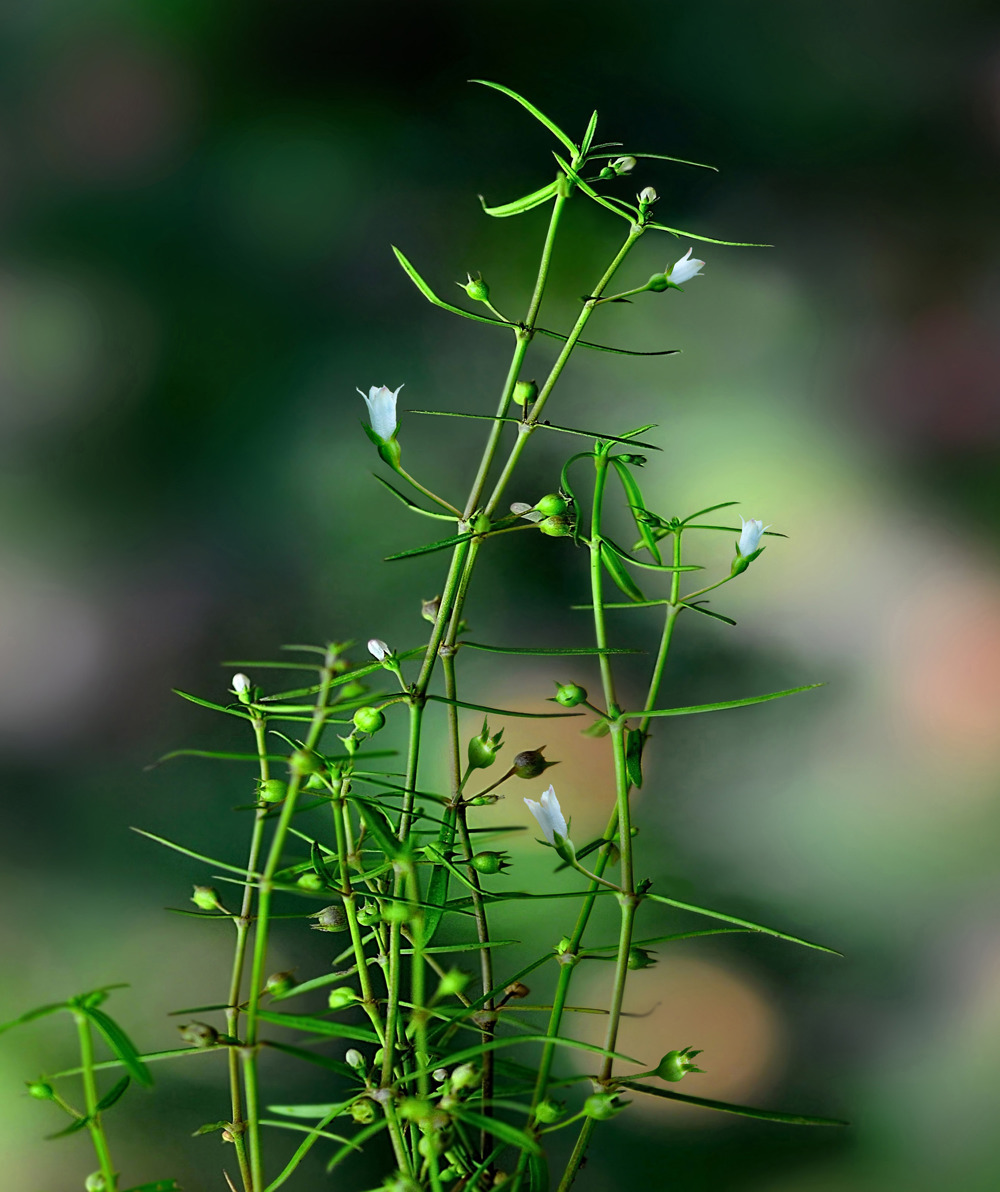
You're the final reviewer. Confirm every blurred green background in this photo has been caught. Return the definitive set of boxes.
[2,0,999,1188]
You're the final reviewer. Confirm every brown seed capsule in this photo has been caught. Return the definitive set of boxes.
[504,981,530,1000]
[512,748,556,779]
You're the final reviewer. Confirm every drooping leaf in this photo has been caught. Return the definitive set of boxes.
[625,727,647,788]
[599,540,647,602]
[535,324,679,356]
[0,1000,67,1036]
[172,689,250,719]
[470,79,578,154]
[451,1106,541,1154]
[620,1080,848,1126]
[612,457,661,563]
[681,601,737,627]
[45,1114,91,1140]
[82,1007,153,1087]
[479,179,560,218]
[392,246,509,328]
[372,474,456,521]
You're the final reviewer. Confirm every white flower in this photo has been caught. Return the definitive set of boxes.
[345,1049,365,1070]
[737,517,769,556]
[666,248,705,286]
[524,784,569,846]
[638,186,658,205]
[358,384,402,443]
[610,155,637,175]
[367,639,390,661]
[232,673,251,694]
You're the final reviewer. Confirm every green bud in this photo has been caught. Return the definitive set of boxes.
[656,1046,704,1082]
[304,772,328,791]
[555,936,573,954]
[469,850,509,875]
[353,706,386,734]
[26,1080,54,1100]
[467,718,504,771]
[351,1099,377,1124]
[534,1099,564,1124]
[327,987,357,1011]
[583,1092,621,1120]
[627,946,657,970]
[451,1062,480,1091]
[538,515,574,537]
[357,901,381,926]
[646,272,670,292]
[534,493,567,517]
[311,904,348,932]
[290,749,323,775]
[179,1021,219,1048]
[191,885,222,911]
[296,872,324,891]
[265,971,296,997]
[513,379,538,406]
[553,682,587,708]
[259,778,288,803]
[466,793,499,806]
[85,1174,108,1192]
[460,272,490,302]
[512,748,556,779]
[436,968,470,998]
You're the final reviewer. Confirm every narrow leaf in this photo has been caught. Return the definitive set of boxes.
[0,1000,67,1036]
[256,1010,379,1044]
[599,540,647,602]
[681,602,737,627]
[131,828,255,877]
[45,1114,91,1140]
[625,728,646,789]
[426,694,581,719]
[452,1106,541,1154]
[620,1081,848,1126]
[172,688,249,719]
[604,150,718,172]
[120,1182,182,1192]
[97,1074,131,1111]
[612,457,661,563]
[534,325,679,356]
[622,683,824,719]
[384,530,475,562]
[644,892,840,955]
[373,474,456,521]
[471,79,578,154]
[461,641,640,656]
[648,221,771,247]
[83,1007,153,1086]
[263,1041,359,1080]
[392,246,509,328]
[479,179,560,218]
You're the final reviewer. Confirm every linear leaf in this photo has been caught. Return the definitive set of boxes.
[580,109,599,156]
[554,152,634,223]
[0,1000,67,1036]
[679,500,740,524]
[392,246,509,328]
[683,523,787,537]
[479,179,560,218]
[325,1119,388,1173]
[644,893,840,954]
[601,535,701,571]
[83,1007,153,1087]
[452,1106,541,1155]
[384,530,475,562]
[620,1081,848,1126]
[372,474,456,521]
[152,749,289,765]
[263,1040,356,1080]
[647,221,771,247]
[409,409,663,449]
[172,688,250,719]
[461,641,640,656]
[97,1074,131,1111]
[599,540,646,602]
[622,683,824,719]
[534,324,679,356]
[584,928,753,952]
[256,1010,379,1044]
[426,694,581,719]
[120,1182,182,1192]
[471,79,578,154]
[131,828,255,877]
[45,1114,91,1140]
[681,602,737,627]
[612,457,661,563]
[605,150,718,172]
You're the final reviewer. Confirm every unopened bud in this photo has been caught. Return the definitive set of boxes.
[513,379,538,406]
[638,186,658,205]
[85,1174,108,1192]
[610,155,637,175]
[553,682,587,708]
[513,748,556,779]
[656,1046,704,1082]
[345,1048,366,1070]
[583,1092,621,1120]
[26,1080,54,1100]
[232,673,252,703]
[296,871,324,891]
[179,1022,219,1048]
[265,971,296,997]
[627,946,657,970]
[538,515,574,537]
[367,639,390,662]
[312,904,348,932]
[534,493,567,517]
[357,901,381,926]
[433,1067,449,1083]
[259,778,288,803]
[534,1099,564,1123]
[328,987,357,1011]
[504,981,530,1000]
[451,1062,480,1090]
[353,706,386,734]
[191,885,222,911]
[290,749,323,775]
[351,1099,376,1124]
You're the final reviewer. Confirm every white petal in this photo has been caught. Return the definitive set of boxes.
[232,673,251,693]
[539,784,568,840]
[367,639,389,661]
[523,796,555,845]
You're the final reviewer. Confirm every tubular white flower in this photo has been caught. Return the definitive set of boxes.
[524,784,569,846]
[737,517,769,556]
[232,673,251,694]
[666,248,705,286]
[358,384,402,442]
[367,639,390,661]
[638,186,658,205]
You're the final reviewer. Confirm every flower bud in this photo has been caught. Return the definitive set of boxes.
[460,272,490,302]
[513,748,556,779]
[553,682,587,708]
[296,871,324,891]
[451,1062,480,1091]
[610,155,637,175]
[466,793,499,806]
[583,1092,621,1120]
[534,1099,564,1124]
[638,186,658,205]
[367,639,391,662]
[513,379,538,407]
[232,673,252,704]
[26,1080,54,1100]
[655,1046,704,1082]
[191,885,222,911]
[467,719,504,771]
[290,749,323,775]
[85,1174,108,1192]
[328,987,357,1011]
[627,946,657,970]
[345,1048,366,1070]
[436,968,470,998]
[259,778,288,803]
[538,515,574,537]
[469,850,509,875]
[433,1067,449,1083]
[534,493,567,517]
[421,595,441,623]
[312,904,348,932]
[357,901,381,926]
[265,971,296,997]
[353,706,386,734]
[351,1099,377,1124]
[179,1021,219,1048]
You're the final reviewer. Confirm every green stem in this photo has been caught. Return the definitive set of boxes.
[74,1011,117,1191]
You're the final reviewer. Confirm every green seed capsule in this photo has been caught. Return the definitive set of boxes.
[627,946,656,970]
[179,1021,219,1048]
[554,683,587,707]
[259,778,288,803]
[191,885,221,911]
[534,1099,563,1124]
[312,904,348,932]
[357,901,381,926]
[296,872,324,891]
[327,987,357,1010]
[351,1099,376,1124]
[85,1174,108,1192]
[469,851,508,875]
[534,493,567,517]
[265,971,296,997]
[513,379,538,406]
[538,515,574,537]
[26,1080,54,1101]
[513,748,555,779]
[583,1092,619,1120]
[462,273,490,302]
[353,706,386,734]
[290,749,323,775]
